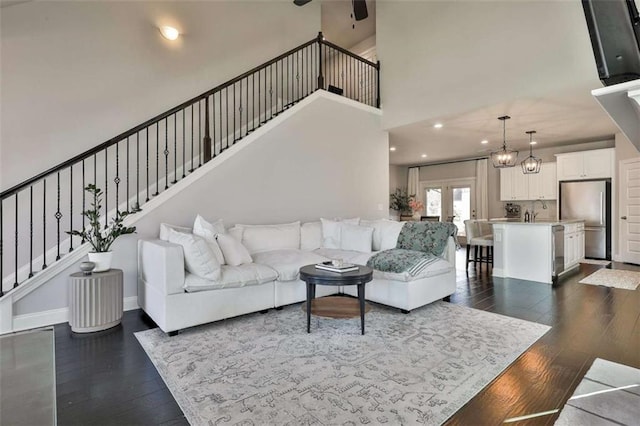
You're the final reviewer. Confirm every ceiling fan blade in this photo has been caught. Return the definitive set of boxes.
[352,0,368,21]
[293,0,312,6]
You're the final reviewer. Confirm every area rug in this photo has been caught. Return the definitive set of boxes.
[135,302,550,425]
[579,259,611,266]
[579,268,640,290]
[555,358,640,425]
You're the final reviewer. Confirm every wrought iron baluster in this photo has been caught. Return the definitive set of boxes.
[269,65,273,118]
[42,179,47,270]
[82,160,86,242]
[219,90,223,147]
[198,100,202,166]
[182,110,186,177]
[190,105,194,172]
[126,136,130,210]
[155,123,159,195]
[239,80,242,140]
[69,166,73,252]
[136,133,140,209]
[29,186,33,278]
[173,113,177,183]
[105,147,108,225]
[55,172,61,261]
[164,117,169,190]
[203,96,211,161]
[115,142,120,209]
[14,194,18,287]
[146,128,150,201]
[233,83,236,144]
[212,93,217,156]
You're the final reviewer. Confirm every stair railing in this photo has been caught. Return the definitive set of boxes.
[0,32,380,296]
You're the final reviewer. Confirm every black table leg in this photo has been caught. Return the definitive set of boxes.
[306,282,312,333]
[358,283,365,335]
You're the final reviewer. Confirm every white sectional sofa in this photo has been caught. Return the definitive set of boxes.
[137,218,457,334]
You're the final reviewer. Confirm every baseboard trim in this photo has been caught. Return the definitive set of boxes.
[10,296,139,333]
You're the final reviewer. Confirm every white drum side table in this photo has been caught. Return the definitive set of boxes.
[69,269,123,333]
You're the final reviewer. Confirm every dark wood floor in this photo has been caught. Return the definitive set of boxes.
[54,252,640,425]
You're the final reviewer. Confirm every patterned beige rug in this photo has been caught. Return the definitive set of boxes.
[579,268,640,290]
[136,301,549,425]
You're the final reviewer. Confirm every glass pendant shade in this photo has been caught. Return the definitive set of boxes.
[521,130,542,174]
[491,116,519,168]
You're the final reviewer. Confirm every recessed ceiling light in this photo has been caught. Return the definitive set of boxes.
[433,123,443,129]
[481,140,489,144]
[530,141,538,145]
[389,146,396,152]
[421,154,428,158]
[160,26,180,41]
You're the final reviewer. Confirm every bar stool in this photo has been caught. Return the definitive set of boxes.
[464,219,494,269]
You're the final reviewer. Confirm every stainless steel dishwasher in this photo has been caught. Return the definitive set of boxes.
[552,225,565,283]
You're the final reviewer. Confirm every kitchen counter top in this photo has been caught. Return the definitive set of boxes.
[491,219,584,226]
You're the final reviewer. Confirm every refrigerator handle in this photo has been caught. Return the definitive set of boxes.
[600,192,604,225]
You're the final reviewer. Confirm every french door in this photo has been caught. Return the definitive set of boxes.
[419,178,476,238]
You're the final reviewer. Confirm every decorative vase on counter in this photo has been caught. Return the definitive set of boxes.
[412,211,422,221]
[87,252,113,272]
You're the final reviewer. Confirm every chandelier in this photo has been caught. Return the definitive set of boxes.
[490,116,518,168]
[521,130,542,174]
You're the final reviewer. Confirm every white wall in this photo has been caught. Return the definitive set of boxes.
[376,0,600,130]
[1,1,320,190]
[14,93,389,316]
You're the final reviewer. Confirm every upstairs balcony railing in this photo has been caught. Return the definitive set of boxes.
[0,32,380,296]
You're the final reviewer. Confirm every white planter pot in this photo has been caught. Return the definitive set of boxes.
[87,252,113,272]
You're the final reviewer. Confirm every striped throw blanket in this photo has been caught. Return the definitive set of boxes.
[366,249,441,277]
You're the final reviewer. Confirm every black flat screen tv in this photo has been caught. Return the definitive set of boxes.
[582,0,640,86]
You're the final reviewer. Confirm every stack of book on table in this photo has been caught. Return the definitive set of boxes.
[315,261,359,273]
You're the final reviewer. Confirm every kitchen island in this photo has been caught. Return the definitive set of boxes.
[492,220,585,284]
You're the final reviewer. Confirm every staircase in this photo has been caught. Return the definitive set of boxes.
[0,33,380,304]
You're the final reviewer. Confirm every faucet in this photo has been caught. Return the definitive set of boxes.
[531,199,548,222]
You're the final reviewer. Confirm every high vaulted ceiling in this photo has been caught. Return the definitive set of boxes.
[322,0,375,49]
[377,0,625,166]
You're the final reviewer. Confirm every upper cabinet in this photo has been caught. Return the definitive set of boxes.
[556,148,614,181]
[500,163,557,201]
[528,163,557,200]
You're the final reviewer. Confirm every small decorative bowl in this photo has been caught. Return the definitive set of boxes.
[79,261,96,275]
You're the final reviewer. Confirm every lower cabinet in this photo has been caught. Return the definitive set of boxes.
[564,222,585,269]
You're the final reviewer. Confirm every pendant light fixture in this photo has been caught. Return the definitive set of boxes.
[490,116,519,168]
[521,130,542,174]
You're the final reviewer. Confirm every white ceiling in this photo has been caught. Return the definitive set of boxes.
[376,0,624,166]
[389,90,619,166]
[321,0,375,49]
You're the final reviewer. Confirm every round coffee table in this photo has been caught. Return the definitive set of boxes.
[299,264,373,335]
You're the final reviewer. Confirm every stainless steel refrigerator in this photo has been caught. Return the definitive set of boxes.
[559,180,611,260]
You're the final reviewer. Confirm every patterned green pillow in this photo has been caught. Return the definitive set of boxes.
[395,222,458,257]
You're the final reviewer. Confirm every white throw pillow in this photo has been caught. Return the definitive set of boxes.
[340,224,374,252]
[192,215,226,264]
[301,221,322,251]
[379,220,405,250]
[320,218,343,249]
[166,229,221,281]
[320,218,361,249]
[159,223,192,241]
[234,221,301,254]
[216,233,253,266]
[361,219,404,251]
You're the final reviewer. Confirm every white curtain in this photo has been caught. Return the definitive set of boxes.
[475,159,489,219]
[407,167,420,197]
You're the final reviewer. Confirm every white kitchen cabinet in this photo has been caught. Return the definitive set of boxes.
[563,222,585,269]
[556,148,614,181]
[528,163,557,200]
[500,163,557,201]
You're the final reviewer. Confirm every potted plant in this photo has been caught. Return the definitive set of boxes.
[67,184,137,272]
[409,198,425,220]
[390,188,413,219]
